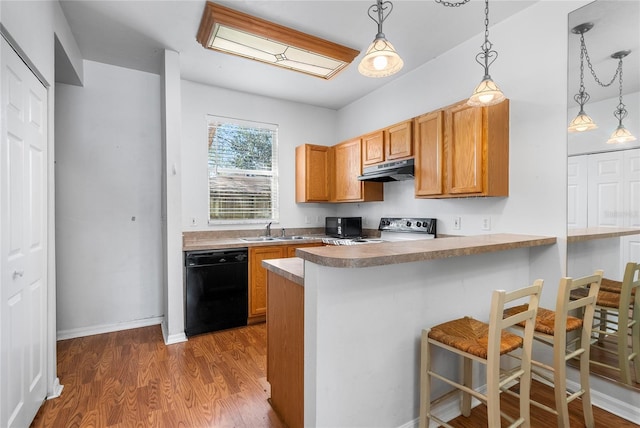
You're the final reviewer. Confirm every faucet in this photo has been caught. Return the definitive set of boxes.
[265,222,272,237]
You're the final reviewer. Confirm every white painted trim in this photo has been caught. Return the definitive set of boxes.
[397,388,483,428]
[46,378,63,400]
[161,320,187,345]
[56,316,164,340]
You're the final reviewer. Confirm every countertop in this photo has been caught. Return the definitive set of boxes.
[567,226,640,243]
[183,234,325,251]
[261,257,304,285]
[262,233,556,273]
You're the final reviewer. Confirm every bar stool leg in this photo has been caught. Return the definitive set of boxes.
[580,342,595,428]
[461,356,472,417]
[486,349,501,427]
[419,329,431,428]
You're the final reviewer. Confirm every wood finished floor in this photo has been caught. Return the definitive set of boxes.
[31,324,637,427]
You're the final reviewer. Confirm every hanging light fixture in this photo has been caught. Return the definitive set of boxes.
[568,23,598,132]
[358,0,404,78]
[467,0,505,107]
[606,50,636,144]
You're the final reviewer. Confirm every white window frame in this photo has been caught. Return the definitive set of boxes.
[207,115,279,225]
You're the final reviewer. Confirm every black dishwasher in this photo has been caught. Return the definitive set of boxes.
[185,248,248,337]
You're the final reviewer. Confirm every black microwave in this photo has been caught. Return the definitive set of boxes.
[325,217,362,238]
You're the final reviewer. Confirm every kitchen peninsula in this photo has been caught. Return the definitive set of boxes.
[263,233,556,428]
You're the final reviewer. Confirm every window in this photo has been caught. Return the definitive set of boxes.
[207,116,279,223]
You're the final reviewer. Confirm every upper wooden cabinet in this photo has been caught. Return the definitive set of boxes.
[362,121,413,166]
[362,131,385,165]
[295,144,331,203]
[385,120,413,161]
[334,138,383,202]
[415,99,509,198]
[414,111,444,197]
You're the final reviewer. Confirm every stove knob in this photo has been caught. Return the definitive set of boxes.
[416,221,422,227]
[406,221,411,227]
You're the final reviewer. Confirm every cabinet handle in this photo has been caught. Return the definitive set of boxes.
[12,270,24,279]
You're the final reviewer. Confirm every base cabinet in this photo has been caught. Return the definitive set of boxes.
[248,243,322,323]
[248,246,285,322]
[267,271,304,428]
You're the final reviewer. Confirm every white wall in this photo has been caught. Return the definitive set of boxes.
[180,80,339,231]
[55,60,163,338]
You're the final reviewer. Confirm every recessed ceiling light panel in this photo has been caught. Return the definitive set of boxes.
[197,2,360,79]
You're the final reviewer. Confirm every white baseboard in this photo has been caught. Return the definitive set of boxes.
[398,388,484,428]
[564,376,640,424]
[46,377,64,400]
[56,316,164,340]
[161,320,188,345]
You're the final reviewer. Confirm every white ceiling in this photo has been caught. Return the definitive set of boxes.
[59,0,540,110]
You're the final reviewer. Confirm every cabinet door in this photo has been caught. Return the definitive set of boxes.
[386,120,413,160]
[296,144,330,202]
[446,102,484,194]
[334,138,364,201]
[414,111,444,197]
[362,131,384,166]
[249,246,286,319]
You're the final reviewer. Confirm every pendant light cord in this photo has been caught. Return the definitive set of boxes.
[613,58,628,125]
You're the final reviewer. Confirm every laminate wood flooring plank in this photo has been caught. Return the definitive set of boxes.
[31,323,636,428]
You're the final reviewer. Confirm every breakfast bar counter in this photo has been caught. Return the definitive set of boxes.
[261,233,557,428]
[294,233,556,268]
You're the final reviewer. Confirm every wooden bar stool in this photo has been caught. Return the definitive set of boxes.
[503,270,603,428]
[574,262,640,385]
[419,281,543,428]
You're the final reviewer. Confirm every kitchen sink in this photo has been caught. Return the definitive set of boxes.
[241,237,278,242]
[240,236,307,242]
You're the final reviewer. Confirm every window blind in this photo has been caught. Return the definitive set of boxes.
[207,116,279,222]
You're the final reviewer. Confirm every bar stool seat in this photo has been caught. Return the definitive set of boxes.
[427,316,524,358]
[419,281,543,428]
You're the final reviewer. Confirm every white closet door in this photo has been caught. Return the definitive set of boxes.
[587,151,624,227]
[567,155,588,229]
[1,37,48,427]
[621,148,640,269]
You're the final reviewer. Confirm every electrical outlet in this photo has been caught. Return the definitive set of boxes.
[482,216,491,231]
[305,216,310,224]
[453,216,461,230]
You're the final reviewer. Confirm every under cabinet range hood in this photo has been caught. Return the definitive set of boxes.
[357,158,414,182]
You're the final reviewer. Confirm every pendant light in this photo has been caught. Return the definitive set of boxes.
[606,50,636,144]
[358,0,404,78]
[568,23,598,132]
[467,0,505,107]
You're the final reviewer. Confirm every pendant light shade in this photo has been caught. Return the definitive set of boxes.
[358,38,403,77]
[467,77,505,107]
[358,0,403,78]
[607,125,637,144]
[568,110,598,133]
